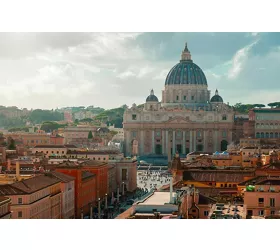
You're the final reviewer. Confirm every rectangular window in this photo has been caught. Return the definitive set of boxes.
[191,96,194,100]
[270,198,275,207]
[18,198,22,204]
[183,96,186,100]
[132,114,137,120]
[132,131,137,138]
[222,131,227,138]
[259,210,264,216]
[204,211,209,216]
[271,210,275,215]
[224,184,228,187]
[18,211,22,218]
[247,210,253,216]
[258,198,264,204]
[221,184,224,187]
[176,96,179,101]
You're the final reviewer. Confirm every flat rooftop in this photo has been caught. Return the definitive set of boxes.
[140,192,176,206]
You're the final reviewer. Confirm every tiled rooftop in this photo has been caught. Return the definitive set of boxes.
[46,172,75,183]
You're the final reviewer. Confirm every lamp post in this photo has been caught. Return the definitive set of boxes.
[98,198,101,219]
[105,193,108,210]
[90,203,93,219]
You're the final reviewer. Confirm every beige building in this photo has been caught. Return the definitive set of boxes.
[5,132,51,147]
[32,145,77,158]
[123,43,234,158]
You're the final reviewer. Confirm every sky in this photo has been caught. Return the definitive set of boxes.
[1,32,280,110]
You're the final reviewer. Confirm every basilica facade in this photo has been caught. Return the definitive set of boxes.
[123,43,235,157]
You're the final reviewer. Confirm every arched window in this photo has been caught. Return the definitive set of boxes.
[265,132,269,138]
[275,132,279,138]
[270,132,274,138]
[222,115,227,120]
[256,132,260,138]
[261,132,264,138]
[256,123,260,128]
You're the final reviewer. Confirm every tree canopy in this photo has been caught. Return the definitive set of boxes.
[29,109,64,124]
[233,103,266,113]
[40,121,67,133]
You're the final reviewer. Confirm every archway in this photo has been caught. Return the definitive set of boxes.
[220,140,228,151]
[155,144,162,155]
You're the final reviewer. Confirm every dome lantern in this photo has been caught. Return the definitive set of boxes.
[181,42,192,62]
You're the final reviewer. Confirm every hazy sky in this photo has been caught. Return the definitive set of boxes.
[1,32,280,110]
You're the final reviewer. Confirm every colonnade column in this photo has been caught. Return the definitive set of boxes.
[165,130,169,155]
[193,130,197,152]
[172,130,176,155]
[162,130,165,155]
[152,130,155,154]
[190,130,193,152]
[183,131,186,154]
[140,130,144,155]
[203,130,207,152]
[214,129,218,151]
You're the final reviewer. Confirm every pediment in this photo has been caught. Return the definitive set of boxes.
[165,116,190,124]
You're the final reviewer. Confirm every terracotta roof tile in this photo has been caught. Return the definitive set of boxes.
[10,175,60,193]
[47,172,75,182]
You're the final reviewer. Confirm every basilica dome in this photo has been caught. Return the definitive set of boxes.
[165,43,207,86]
[210,89,223,103]
[146,89,159,102]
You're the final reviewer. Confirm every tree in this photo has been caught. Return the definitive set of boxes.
[268,102,280,108]
[8,139,16,150]
[88,131,93,139]
[253,104,265,108]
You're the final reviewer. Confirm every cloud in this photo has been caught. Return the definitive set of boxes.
[117,71,136,79]
[0,32,280,110]
[227,40,258,79]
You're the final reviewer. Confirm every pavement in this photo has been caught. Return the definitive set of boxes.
[92,169,171,219]
[137,170,172,192]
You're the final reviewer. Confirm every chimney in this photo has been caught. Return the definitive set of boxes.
[16,161,20,181]
[170,176,173,203]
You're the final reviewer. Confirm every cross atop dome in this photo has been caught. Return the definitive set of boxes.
[181,42,192,62]
[150,89,154,95]
[215,89,219,95]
